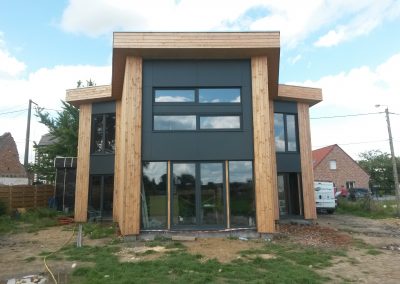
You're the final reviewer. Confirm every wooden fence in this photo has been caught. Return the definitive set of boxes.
[0,185,55,212]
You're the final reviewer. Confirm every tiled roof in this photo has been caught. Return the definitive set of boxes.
[38,133,57,147]
[312,144,336,168]
[0,132,27,177]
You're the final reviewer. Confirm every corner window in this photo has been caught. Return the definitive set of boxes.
[329,160,337,170]
[274,113,298,152]
[92,113,115,153]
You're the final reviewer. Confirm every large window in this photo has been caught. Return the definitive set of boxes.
[229,161,255,227]
[274,113,298,152]
[92,113,115,153]
[142,162,168,229]
[153,87,242,131]
[88,175,114,220]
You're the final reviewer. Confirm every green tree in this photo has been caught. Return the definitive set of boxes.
[358,150,400,195]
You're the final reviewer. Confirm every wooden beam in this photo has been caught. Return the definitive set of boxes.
[269,101,279,221]
[66,85,112,106]
[225,160,230,229]
[112,100,121,223]
[251,56,276,233]
[74,104,92,222]
[277,84,322,106]
[167,161,171,230]
[120,56,143,235]
[298,103,317,220]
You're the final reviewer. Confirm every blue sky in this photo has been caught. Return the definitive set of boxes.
[0,0,399,162]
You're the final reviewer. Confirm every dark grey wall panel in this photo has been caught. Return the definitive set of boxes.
[276,153,301,172]
[92,101,116,114]
[90,155,115,174]
[274,101,297,114]
[142,60,253,161]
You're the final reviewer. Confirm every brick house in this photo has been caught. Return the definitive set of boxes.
[312,144,369,190]
[0,132,28,185]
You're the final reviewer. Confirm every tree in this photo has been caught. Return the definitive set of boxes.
[28,101,79,183]
[358,150,400,195]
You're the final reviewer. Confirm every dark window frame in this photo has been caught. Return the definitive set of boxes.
[274,113,299,153]
[91,113,116,154]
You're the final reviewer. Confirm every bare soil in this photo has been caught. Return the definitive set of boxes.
[1,214,399,283]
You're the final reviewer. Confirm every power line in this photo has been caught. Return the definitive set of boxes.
[0,109,27,116]
[310,112,383,120]
[314,139,389,148]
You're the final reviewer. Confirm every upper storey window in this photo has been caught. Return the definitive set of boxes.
[274,113,298,152]
[154,88,241,104]
[92,113,116,153]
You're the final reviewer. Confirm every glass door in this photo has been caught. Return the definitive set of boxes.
[171,162,225,228]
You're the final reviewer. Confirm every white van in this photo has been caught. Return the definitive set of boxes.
[314,181,336,214]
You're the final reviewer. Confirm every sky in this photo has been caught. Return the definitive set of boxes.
[0,0,399,163]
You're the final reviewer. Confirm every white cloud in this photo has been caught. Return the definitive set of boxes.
[288,54,301,64]
[290,52,400,159]
[315,0,400,47]
[0,64,111,163]
[0,34,26,78]
[60,0,400,48]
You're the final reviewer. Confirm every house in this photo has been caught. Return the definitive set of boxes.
[34,133,58,184]
[312,144,370,191]
[66,32,322,236]
[0,132,28,185]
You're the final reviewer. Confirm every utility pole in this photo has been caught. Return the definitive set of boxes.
[24,99,37,167]
[376,105,400,216]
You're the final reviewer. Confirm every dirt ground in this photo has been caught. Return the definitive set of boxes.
[0,214,399,283]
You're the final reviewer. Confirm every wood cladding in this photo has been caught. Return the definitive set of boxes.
[119,56,143,235]
[66,85,112,106]
[167,161,171,230]
[225,160,230,229]
[114,32,280,49]
[278,84,322,106]
[113,100,122,223]
[298,103,317,220]
[269,102,279,221]
[74,104,92,222]
[251,56,276,233]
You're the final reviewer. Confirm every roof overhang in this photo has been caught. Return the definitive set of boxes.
[66,85,112,107]
[277,84,322,106]
[112,32,280,100]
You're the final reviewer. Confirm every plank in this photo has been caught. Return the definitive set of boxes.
[74,103,92,222]
[225,160,230,229]
[113,99,122,223]
[298,103,317,219]
[66,85,112,106]
[278,84,322,106]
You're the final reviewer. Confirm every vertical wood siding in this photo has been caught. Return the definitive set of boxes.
[298,103,317,219]
[113,100,122,223]
[74,103,92,222]
[269,102,279,221]
[251,56,276,233]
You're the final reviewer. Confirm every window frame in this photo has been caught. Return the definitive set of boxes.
[91,113,116,154]
[274,113,299,153]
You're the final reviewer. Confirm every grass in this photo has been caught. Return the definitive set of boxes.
[0,208,62,235]
[58,240,345,284]
[336,197,398,219]
[83,223,116,239]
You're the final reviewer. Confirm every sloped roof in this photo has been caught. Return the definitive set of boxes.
[38,133,58,147]
[312,144,336,168]
[0,132,27,177]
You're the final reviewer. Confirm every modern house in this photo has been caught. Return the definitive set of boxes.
[0,132,28,185]
[313,144,369,190]
[66,32,322,236]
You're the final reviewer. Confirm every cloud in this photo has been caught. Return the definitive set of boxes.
[60,0,400,48]
[289,52,400,159]
[315,0,400,47]
[0,64,111,163]
[0,33,26,78]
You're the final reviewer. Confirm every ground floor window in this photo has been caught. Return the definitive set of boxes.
[277,173,303,216]
[142,162,168,229]
[88,175,114,220]
[141,160,255,230]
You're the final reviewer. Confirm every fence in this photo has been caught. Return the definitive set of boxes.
[0,185,55,212]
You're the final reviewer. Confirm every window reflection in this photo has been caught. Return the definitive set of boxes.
[88,175,114,219]
[93,115,103,153]
[92,113,116,153]
[155,89,195,102]
[199,88,241,103]
[173,163,196,226]
[286,115,297,151]
[200,116,240,129]
[154,115,196,130]
[200,163,224,225]
[142,162,167,229]
[229,161,255,227]
[274,113,285,152]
